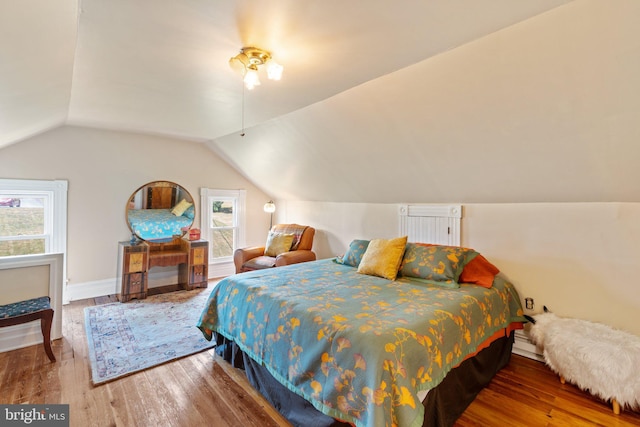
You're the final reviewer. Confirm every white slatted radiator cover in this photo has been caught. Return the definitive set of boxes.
[398,204,461,246]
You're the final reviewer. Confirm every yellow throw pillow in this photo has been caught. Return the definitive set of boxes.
[264,232,295,257]
[171,199,192,216]
[357,236,408,280]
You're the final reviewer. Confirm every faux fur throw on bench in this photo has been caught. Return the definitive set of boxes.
[526,309,640,413]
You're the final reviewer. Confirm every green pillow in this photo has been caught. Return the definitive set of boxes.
[338,239,370,267]
[399,243,472,287]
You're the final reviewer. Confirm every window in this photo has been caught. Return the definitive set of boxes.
[200,189,246,266]
[0,179,67,259]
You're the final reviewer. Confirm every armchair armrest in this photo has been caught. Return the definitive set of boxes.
[234,246,265,273]
[275,250,316,267]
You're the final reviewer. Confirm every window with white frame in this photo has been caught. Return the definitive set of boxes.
[200,188,246,264]
[0,179,67,259]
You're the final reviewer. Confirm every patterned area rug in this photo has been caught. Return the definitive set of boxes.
[84,288,215,385]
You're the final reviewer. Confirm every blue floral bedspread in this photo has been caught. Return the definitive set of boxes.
[127,208,191,241]
[197,259,524,427]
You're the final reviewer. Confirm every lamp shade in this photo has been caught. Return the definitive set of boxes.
[266,59,283,81]
[263,201,276,213]
[243,68,261,90]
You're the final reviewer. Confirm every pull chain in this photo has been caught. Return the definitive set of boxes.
[240,80,246,137]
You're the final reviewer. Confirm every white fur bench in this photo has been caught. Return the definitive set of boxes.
[526,309,640,415]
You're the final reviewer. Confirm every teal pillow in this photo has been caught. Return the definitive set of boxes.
[338,239,370,267]
[399,243,472,287]
[183,205,195,219]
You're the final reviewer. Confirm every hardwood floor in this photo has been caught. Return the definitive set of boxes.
[1,295,639,427]
[457,354,640,427]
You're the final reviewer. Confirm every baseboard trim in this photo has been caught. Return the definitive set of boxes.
[65,278,116,303]
[0,322,46,354]
[64,262,233,303]
[209,261,234,278]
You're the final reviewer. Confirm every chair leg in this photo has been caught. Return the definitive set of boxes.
[40,309,56,362]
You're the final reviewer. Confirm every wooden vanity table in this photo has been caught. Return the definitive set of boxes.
[118,180,207,302]
[117,238,209,302]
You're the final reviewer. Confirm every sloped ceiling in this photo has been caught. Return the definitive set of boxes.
[9,0,623,203]
[2,1,570,145]
[0,0,77,146]
[210,0,640,204]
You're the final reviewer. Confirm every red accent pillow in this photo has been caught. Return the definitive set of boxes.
[459,254,499,288]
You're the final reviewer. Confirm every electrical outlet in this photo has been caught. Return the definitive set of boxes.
[525,297,534,310]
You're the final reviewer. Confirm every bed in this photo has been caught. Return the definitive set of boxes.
[127,207,193,241]
[197,239,525,427]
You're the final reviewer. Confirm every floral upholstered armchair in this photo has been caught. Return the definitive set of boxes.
[233,224,316,273]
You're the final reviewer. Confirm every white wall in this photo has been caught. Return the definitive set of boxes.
[0,126,272,299]
[279,201,398,258]
[280,200,640,337]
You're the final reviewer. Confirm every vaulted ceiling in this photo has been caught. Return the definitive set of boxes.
[8,1,640,205]
[2,0,570,147]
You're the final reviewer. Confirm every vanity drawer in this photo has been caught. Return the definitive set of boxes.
[125,272,146,294]
[191,246,206,265]
[124,248,147,273]
[184,265,208,289]
[192,265,205,283]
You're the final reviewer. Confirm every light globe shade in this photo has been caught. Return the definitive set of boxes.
[266,60,283,81]
[263,201,276,213]
[243,68,261,90]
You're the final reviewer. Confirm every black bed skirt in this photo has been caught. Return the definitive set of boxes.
[214,332,515,427]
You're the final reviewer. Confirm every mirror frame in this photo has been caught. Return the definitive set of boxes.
[126,180,195,243]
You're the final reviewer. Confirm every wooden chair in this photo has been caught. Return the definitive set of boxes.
[0,296,56,362]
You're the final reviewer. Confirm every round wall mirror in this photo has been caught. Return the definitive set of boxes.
[126,181,195,243]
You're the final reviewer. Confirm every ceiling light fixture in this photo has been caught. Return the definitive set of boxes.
[229,47,283,90]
